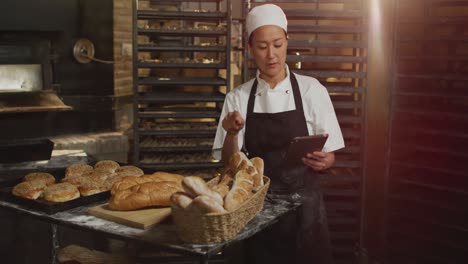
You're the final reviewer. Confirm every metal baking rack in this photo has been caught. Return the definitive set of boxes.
[132,0,231,173]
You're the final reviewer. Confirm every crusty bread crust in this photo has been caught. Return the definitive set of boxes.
[109,181,183,210]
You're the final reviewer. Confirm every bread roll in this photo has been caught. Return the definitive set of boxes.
[23,172,56,186]
[88,170,114,183]
[109,181,183,210]
[94,160,120,173]
[181,176,223,206]
[65,163,94,179]
[212,183,230,198]
[186,195,227,214]
[43,182,80,202]
[115,165,144,177]
[224,170,254,211]
[250,157,265,191]
[12,180,48,200]
[77,178,108,196]
[170,192,193,209]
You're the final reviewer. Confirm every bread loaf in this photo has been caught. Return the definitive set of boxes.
[186,195,227,214]
[111,172,184,195]
[12,180,48,200]
[43,182,80,202]
[181,176,223,206]
[170,192,193,209]
[224,170,254,211]
[109,181,183,210]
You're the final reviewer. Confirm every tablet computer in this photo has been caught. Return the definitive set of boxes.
[285,134,328,166]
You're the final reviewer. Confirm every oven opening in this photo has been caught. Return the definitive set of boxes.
[0,35,71,113]
[0,64,43,93]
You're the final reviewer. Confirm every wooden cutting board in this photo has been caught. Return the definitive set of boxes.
[88,203,171,229]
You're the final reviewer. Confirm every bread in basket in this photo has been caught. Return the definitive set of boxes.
[171,175,270,244]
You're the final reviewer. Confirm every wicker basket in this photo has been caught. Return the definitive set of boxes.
[171,176,270,244]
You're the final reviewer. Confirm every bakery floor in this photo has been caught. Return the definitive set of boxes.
[0,208,244,264]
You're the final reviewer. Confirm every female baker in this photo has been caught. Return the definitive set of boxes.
[212,4,345,264]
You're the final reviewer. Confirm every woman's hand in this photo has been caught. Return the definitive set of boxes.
[302,151,335,171]
[222,111,245,136]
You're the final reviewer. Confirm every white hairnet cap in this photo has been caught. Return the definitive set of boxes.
[246,4,288,39]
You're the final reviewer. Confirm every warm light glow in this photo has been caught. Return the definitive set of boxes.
[369,0,383,58]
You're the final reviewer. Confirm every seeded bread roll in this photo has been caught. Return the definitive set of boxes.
[94,160,120,173]
[78,179,108,196]
[12,180,48,200]
[115,165,144,177]
[43,182,80,202]
[109,181,183,210]
[181,176,223,206]
[23,172,56,186]
[186,195,227,214]
[65,163,94,179]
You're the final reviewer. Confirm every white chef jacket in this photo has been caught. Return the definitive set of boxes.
[212,65,345,160]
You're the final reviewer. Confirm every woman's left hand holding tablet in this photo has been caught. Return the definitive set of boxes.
[302,151,335,171]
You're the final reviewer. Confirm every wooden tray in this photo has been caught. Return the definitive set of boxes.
[88,203,171,229]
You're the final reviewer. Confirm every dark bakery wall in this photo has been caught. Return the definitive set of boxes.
[0,0,115,141]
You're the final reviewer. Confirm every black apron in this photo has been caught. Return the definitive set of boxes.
[243,73,333,264]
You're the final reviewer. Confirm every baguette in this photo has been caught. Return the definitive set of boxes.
[181,176,223,206]
[186,195,227,214]
[227,152,250,173]
[212,183,230,198]
[250,157,264,191]
[224,170,254,211]
[109,181,183,210]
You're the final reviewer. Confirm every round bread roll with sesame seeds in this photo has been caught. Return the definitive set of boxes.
[115,165,144,177]
[23,172,56,186]
[43,182,80,202]
[65,163,94,179]
[94,160,120,173]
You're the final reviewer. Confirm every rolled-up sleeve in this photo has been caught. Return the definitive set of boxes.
[212,90,246,160]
